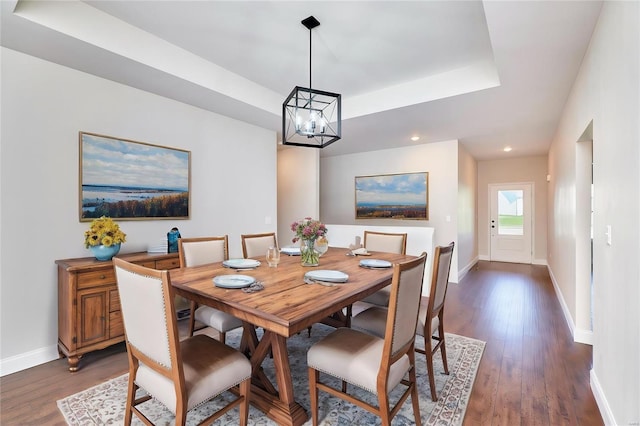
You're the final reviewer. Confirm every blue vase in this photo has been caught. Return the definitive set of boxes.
[90,243,121,261]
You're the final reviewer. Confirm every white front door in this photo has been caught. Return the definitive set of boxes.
[489,183,533,264]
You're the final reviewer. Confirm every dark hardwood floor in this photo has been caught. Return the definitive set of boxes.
[446,261,602,426]
[0,261,603,425]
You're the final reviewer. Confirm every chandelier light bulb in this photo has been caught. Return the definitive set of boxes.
[295,113,302,131]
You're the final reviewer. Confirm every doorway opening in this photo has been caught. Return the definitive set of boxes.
[575,121,594,344]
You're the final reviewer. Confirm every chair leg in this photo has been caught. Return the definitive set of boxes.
[408,352,422,426]
[424,335,438,402]
[308,326,312,337]
[439,322,449,375]
[239,377,251,426]
[124,375,136,426]
[308,367,319,426]
[220,331,226,344]
[377,391,392,426]
[187,301,197,337]
[175,401,187,426]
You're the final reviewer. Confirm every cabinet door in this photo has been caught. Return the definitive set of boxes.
[77,288,109,347]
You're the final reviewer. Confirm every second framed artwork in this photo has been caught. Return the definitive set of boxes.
[79,132,191,221]
[355,172,429,220]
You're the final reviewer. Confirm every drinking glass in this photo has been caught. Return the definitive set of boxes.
[266,246,281,267]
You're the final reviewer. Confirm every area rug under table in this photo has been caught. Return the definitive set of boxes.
[57,324,485,425]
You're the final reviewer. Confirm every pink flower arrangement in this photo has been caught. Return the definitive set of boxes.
[290,217,327,243]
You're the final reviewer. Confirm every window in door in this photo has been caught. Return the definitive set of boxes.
[497,190,524,236]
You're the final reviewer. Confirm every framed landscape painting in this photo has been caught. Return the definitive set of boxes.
[355,172,428,220]
[79,132,191,221]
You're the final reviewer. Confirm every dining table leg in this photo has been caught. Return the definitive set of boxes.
[240,326,308,426]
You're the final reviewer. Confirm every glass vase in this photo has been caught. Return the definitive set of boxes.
[315,236,329,257]
[300,239,319,267]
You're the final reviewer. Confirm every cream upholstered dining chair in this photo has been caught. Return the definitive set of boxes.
[113,258,252,426]
[364,230,408,255]
[178,236,243,342]
[241,232,277,259]
[360,230,408,307]
[352,242,455,402]
[307,253,427,426]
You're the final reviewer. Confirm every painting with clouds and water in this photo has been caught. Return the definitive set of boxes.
[355,172,428,220]
[79,132,190,221]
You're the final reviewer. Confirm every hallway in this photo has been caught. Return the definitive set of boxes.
[448,261,602,425]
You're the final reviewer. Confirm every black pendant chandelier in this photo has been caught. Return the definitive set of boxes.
[282,16,341,148]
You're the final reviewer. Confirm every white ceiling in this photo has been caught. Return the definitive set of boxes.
[0,0,603,160]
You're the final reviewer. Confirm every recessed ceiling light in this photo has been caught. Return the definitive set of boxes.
[503,146,512,152]
[410,136,420,141]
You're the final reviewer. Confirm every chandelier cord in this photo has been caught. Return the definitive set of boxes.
[308,26,312,90]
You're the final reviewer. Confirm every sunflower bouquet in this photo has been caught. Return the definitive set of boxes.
[84,216,127,248]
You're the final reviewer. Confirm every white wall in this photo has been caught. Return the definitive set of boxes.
[477,156,548,264]
[320,140,461,282]
[457,144,478,279]
[276,146,319,248]
[0,48,277,374]
[547,2,639,424]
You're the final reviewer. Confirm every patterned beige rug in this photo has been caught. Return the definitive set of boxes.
[57,324,484,425]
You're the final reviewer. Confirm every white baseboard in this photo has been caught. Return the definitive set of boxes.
[590,369,617,425]
[574,328,593,345]
[478,254,546,265]
[458,256,479,282]
[547,265,576,338]
[0,345,59,377]
[547,265,594,346]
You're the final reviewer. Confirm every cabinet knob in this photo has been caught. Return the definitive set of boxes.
[100,274,106,279]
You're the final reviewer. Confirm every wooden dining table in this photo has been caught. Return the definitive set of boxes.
[169,246,416,426]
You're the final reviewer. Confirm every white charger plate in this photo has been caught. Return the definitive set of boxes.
[280,247,301,256]
[223,259,261,269]
[213,274,256,289]
[360,259,392,269]
[305,270,349,283]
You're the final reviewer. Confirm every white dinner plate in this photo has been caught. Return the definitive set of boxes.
[213,274,256,289]
[280,247,301,256]
[305,270,349,283]
[359,259,392,269]
[223,259,261,269]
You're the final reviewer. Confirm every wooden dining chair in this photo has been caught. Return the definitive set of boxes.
[352,242,455,401]
[360,230,408,307]
[307,253,427,426]
[113,258,252,426]
[178,236,243,341]
[241,232,277,259]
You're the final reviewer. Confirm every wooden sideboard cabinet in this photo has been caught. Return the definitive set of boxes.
[56,252,180,372]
